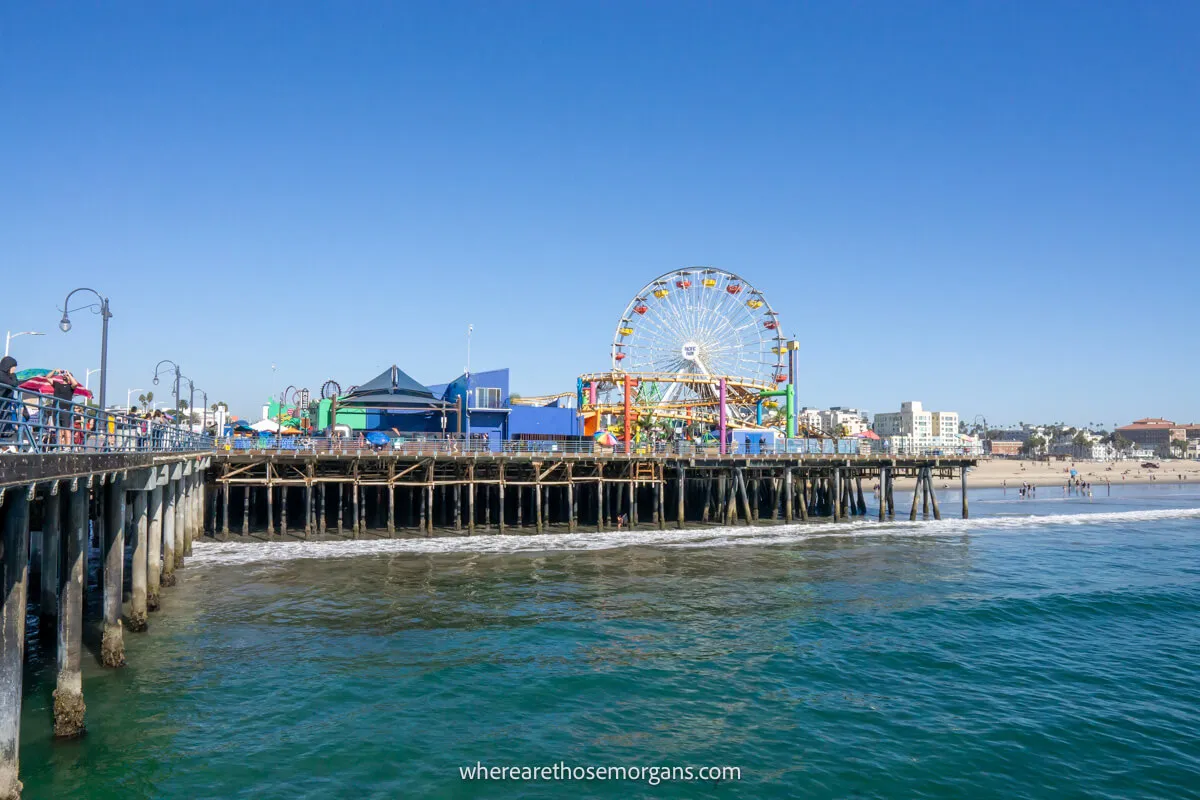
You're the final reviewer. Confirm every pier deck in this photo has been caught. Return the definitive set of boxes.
[209,451,975,537]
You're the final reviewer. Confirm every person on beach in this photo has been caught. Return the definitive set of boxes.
[616,512,628,529]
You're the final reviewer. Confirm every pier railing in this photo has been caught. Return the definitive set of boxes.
[0,385,212,454]
[214,435,982,459]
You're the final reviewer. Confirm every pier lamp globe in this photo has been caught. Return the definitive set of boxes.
[58,313,71,333]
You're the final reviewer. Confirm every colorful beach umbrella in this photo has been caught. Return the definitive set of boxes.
[15,368,51,382]
[594,430,618,446]
[17,376,54,394]
[364,431,391,446]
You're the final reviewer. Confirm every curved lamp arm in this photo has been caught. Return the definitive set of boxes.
[152,359,181,385]
[59,288,111,331]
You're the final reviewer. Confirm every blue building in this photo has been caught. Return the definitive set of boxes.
[429,368,580,449]
[336,365,579,448]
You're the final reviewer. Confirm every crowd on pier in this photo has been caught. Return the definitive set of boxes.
[0,355,205,454]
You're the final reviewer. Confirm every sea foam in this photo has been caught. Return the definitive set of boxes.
[186,507,1200,567]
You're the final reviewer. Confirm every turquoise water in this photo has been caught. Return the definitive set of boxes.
[18,484,1200,799]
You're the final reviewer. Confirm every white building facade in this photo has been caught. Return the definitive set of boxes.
[821,407,869,436]
[798,406,869,436]
[874,401,975,455]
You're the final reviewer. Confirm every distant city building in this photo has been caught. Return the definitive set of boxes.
[873,401,974,455]
[1114,418,1198,456]
[986,440,1022,457]
[821,407,869,436]
[797,407,824,434]
[1049,438,1115,461]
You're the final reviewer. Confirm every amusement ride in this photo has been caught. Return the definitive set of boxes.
[579,267,801,450]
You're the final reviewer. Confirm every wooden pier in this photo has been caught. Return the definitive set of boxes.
[0,453,209,800]
[0,448,972,798]
[208,452,976,536]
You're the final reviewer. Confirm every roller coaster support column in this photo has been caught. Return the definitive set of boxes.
[623,375,633,452]
[788,340,800,437]
[719,378,727,456]
[589,381,600,436]
[785,384,795,440]
[755,385,795,439]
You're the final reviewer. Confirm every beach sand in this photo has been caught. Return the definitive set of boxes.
[964,458,1200,489]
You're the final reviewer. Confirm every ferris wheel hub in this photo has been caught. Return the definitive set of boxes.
[681,342,700,362]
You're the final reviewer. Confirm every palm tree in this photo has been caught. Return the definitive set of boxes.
[138,390,154,409]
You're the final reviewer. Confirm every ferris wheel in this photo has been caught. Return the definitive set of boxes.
[612,267,787,404]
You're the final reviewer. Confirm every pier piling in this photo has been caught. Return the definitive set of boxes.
[922,470,930,517]
[0,487,31,800]
[929,470,942,520]
[174,474,186,569]
[54,480,88,739]
[101,476,126,667]
[39,485,62,623]
[162,479,176,587]
[148,482,163,609]
[961,470,969,519]
[129,484,149,632]
[909,475,921,521]
[878,468,887,521]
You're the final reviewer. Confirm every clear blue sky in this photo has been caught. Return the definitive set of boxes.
[2,2,1197,427]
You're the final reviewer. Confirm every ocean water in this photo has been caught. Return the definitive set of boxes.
[17,484,1200,799]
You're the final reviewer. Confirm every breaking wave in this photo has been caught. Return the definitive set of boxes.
[186,507,1200,567]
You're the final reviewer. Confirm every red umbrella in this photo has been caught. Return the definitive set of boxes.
[19,370,92,398]
[17,376,54,394]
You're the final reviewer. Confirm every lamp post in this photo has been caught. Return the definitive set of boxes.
[85,368,102,393]
[152,360,183,429]
[178,375,196,431]
[127,388,145,411]
[466,324,473,377]
[197,388,208,433]
[59,288,112,412]
[465,324,474,438]
[4,330,44,356]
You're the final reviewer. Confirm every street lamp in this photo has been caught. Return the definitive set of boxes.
[193,387,208,432]
[127,388,145,411]
[152,360,182,428]
[178,374,196,430]
[4,330,44,356]
[85,368,102,393]
[58,288,112,412]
